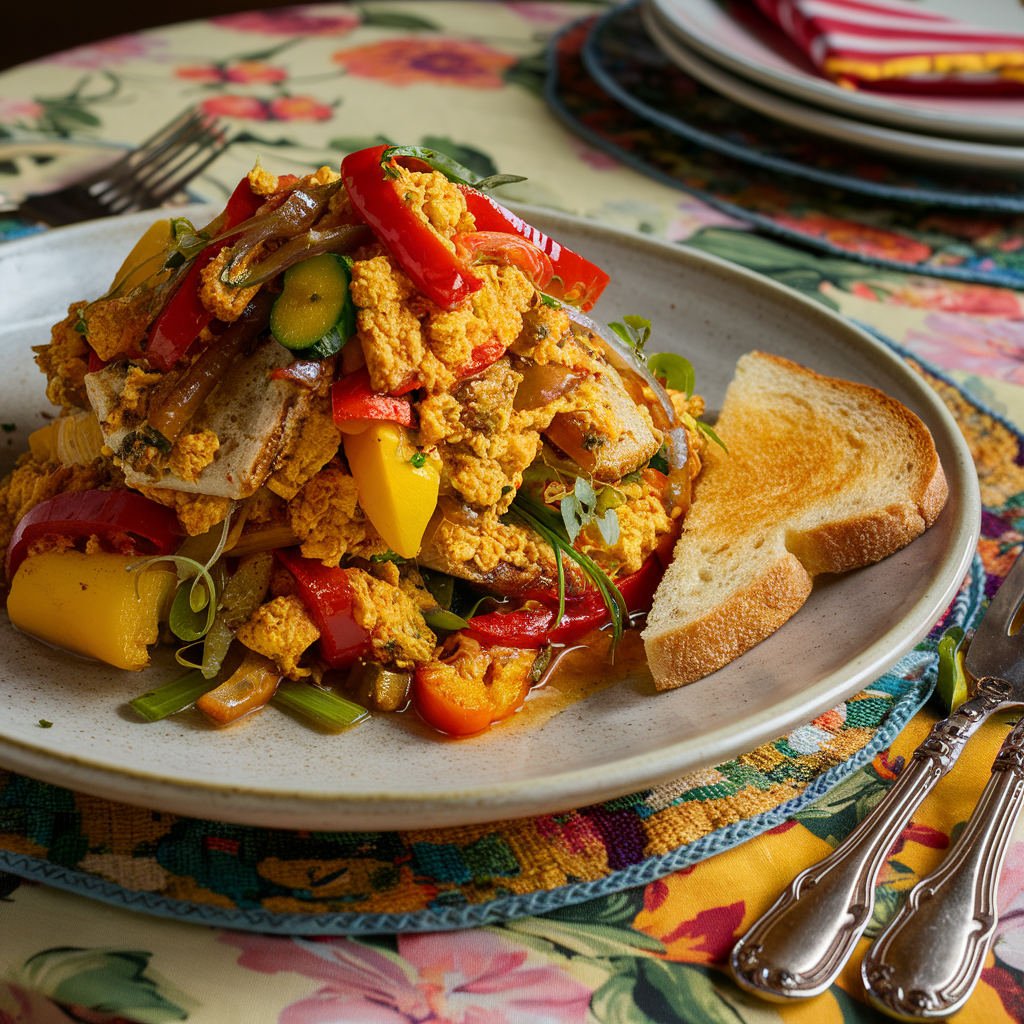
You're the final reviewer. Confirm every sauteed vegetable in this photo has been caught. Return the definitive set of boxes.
[1,146,711,736]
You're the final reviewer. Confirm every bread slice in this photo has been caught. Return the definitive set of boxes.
[642,351,947,690]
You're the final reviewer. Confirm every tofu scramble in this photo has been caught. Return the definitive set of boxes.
[2,145,708,735]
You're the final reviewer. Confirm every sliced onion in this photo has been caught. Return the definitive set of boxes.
[561,306,688,472]
[147,291,274,444]
[221,225,372,289]
[513,362,585,411]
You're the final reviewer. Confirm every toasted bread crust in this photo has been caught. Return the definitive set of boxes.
[648,553,812,690]
[642,352,947,690]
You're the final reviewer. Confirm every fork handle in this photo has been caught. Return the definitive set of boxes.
[730,678,1012,1001]
[862,715,1024,1020]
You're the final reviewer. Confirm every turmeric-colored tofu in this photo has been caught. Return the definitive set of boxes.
[7,551,176,670]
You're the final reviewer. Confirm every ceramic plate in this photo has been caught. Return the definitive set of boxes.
[642,3,1024,174]
[0,207,979,831]
[649,0,1024,143]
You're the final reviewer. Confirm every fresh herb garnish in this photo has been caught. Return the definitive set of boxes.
[647,352,695,398]
[73,312,89,335]
[409,451,426,468]
[539,293,561,308]
[380,146,526,192]
[560,475,620,546]
[370,550,408,564]
[695,420,729,453]
[38,719,52,728]
[608,314,652,355]
[508,491,627,653]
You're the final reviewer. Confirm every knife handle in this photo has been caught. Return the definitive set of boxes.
[730,678,1011,1001]
[862,715,1024,1020]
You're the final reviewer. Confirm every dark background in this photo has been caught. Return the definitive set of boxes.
[2,0,296,71]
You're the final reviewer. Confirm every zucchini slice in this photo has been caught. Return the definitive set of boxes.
[270,254,357,356]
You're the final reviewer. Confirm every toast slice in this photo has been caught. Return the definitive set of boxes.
[642,351,947,690]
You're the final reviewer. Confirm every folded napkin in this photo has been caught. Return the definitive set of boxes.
[751,0,1024,93]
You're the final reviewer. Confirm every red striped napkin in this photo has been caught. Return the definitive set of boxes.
[751,0,1024,93]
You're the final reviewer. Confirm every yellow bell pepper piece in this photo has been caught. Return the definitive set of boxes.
[343,422,439,558]
[7,551,176,671]
[110,218,173,295]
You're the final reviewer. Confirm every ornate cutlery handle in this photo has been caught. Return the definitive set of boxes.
[862,715,1024,1020]
[730,678,1012,1001]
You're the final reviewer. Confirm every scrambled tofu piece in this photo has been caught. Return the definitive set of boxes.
[137,486,230,536]
[287,464,387,566]
[0,456,115,557]
[121,365,163,419]
[345,567,436,667]
[425,264,532,369]
[75,291,153,362]
[350,254,433,394]
[237,595,320,680]
[351,255,534,399]
[168,429,220,483]
[248,163,280,196]
[391,164,473,243]
[33,303,91,410]
[200,247,260,322]
[267,388,341,500]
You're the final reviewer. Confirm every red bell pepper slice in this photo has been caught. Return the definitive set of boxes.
[341,145,483,312]
[453,231,553,291]
[145,177,265,372]
[465,549,667,649]
[457,185,610,311]
[331,367,415,428]
[5,490,181,582]
[87,347,109,373]
[275,548,371,669]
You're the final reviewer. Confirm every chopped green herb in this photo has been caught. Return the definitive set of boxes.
[410,451,426,468]
[379,146,526,192]
[647,352,695,398]
[560,475,619,546]
[608,314,652,355]
[73,313,89,335]
[38,719,52,728]
[650,445,669,474]
[424,609,471,632]
[540,293,561,308]
[696,420,729,453]
[370,550,407,564]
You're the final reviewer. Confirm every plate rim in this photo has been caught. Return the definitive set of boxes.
[642,3,1024,172]
[0,205,981,829]
[647,0,1024,142]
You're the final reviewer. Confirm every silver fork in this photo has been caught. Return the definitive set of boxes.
[730,551,1024,1002]
[16,108,228,227]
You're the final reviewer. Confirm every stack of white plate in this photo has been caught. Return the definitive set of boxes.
[643,0,1024,174]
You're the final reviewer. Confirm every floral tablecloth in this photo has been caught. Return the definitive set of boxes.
[3,2,1024,1022]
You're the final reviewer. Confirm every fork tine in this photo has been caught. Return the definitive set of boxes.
[90,111,217,203]
[16,106,228,226]
[80,108,204,189]
[92,112,226,214]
